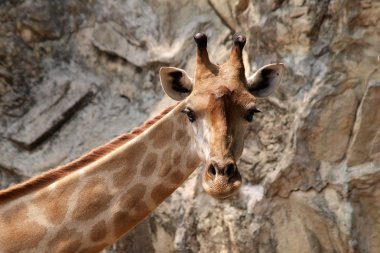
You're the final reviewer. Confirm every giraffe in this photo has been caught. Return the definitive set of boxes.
[0,33,284,253]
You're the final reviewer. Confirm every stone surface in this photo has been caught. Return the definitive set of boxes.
[347,80,380,166]
[0,0,380,253]
[302,88,358,163]
[7,78,93,150]
[0,165,27,190]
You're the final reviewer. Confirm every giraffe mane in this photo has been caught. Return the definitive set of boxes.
[0,104,177,203]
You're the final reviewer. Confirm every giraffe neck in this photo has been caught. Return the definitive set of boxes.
[0,102,201,253]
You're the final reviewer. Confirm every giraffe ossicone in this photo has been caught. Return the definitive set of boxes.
[0,33,284,252]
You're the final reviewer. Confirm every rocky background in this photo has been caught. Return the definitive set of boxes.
[1,0,380,252]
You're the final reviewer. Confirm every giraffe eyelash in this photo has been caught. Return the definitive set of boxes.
[245,107,261,122]
[181,108,196,122]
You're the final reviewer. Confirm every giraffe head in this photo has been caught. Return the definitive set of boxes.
[160,33,284,199]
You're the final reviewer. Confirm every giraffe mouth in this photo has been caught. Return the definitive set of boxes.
[202,166,242,199]
[206,187,241,199]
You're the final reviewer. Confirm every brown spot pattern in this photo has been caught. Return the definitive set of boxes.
[151,120,174,148]
[132,202,149,216]
[151,184,175,205]
[90,220,107,242]
[158,148,173,177]
[0,203,46,253]
[175,129,190,146]
[112,211,130,237]
[129,202,150,223]
[169,171,185,184]
[101,157,124,173]
[173,152,182,166]
[140,153,158,177]
[119,183,146,209]
[186,153,201,169]
[158,164,171,178]
[112,167,135,188]
[72,177,112,221]
[126,142,147,163]
[48,227,82,253]
[112,203,150,238]
[33,177,78,224]
[112,142,147,187]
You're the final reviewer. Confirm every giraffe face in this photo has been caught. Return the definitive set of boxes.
[183,87,253,199]
[160,33,284,199]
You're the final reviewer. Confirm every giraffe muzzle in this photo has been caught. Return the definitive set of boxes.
[202,159,242,199]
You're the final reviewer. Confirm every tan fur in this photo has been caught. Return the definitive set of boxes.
[72,177,112,221]
[0,103,195,252]
[90,220,107,242]
[0,203,47,253]
[48,227,83,253]
[33,177,79,224]
[158,148,173,177]
[119,183,146,209]
[140,153,158,177]
[151,184,174,205]
[150,120,174,148]
[175,128,190,146]
[169,170,186,184]
[112,200,150,238]
[112,165,136,187]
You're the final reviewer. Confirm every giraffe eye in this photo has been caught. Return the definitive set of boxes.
[181,108,196,122]
[245,107,261,122]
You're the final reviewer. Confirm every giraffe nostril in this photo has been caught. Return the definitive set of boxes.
[208,164,216,177]
[226,163,235,178]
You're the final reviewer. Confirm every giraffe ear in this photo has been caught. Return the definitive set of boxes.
[159,67,193,101]
[247,63,284,97]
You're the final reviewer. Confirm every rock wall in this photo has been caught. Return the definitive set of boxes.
[1,0,380,252]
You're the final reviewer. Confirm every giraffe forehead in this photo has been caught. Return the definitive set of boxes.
[194,73,246,93]
[188,87,255,114]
